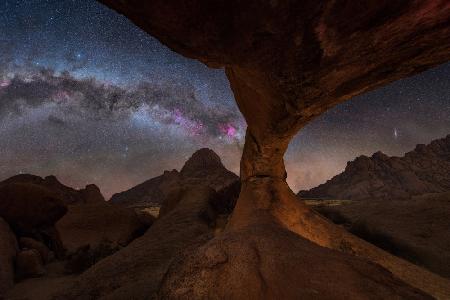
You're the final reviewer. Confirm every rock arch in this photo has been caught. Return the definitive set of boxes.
[99,1,450,298]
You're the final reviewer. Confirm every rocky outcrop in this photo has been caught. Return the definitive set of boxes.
[56,193,147,255]
[15,249,46,279]
[315,192,450,278]
[0,174,105,205]
[0,218,18,297]
[0,182,67,238]
[19,237,52,264]
[160,224,430,299]
[300,134,450,200]
[98,1,450,297]
[60,185,218,299]
[110,148,238,207]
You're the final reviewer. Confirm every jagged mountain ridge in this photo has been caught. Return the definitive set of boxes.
[299,134,450,200]
[110,148,238,206]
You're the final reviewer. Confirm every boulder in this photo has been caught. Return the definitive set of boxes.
[0,174,106,205]
[60,185,217,299]
[19,237,51,264]
[16,249,45,278]
[56,200,148,255]
[0,183,67,235]
[0,218,18,297]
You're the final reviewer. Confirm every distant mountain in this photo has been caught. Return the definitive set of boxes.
[0,174,104,204]
[299,134,450,200]
[110,148,238,207]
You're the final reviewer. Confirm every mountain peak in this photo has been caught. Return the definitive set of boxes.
[180,148,224,176]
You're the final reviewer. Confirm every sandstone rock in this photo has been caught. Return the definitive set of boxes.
[60,1,450,297]
[315,192,450,278]
[19,237,51,264]
[300,135,450,200]
[0,182,67,236]
[110,148,238,208]
[56,200,147,255]
[0,217,18,297]
[60,185,217,299]
[16,249,45,279]
[159,224,431,300]
[0,174,105,205]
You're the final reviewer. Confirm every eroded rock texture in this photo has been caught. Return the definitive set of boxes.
[99,1,450,298]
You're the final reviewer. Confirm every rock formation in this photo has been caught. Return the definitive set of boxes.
[15,249,46,279]
[110,148,238,207]
[61,185,219,299]
[315,192,450,278]
[300,134,450,200]
[97,1,450,298]
[0,174,105,204]
[0,218,18,297]
[56,196,147,255]
[0,182,67,258]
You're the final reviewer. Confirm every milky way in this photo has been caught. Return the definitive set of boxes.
[1,0,449,198]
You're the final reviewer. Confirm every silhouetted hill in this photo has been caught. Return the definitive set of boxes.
[299,134,450,200]
[0,174,104,205]
[110,148,238,207]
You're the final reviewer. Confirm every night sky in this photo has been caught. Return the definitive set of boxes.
[1,0,449,198]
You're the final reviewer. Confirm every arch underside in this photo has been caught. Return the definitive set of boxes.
[98,1,450,297]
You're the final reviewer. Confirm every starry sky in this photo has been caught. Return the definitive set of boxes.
[1,0,449,198]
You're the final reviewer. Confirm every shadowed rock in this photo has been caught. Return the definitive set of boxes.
[0,217,18,297]
[2,175,108,205]
[110,148,238,208]
[56,199,147,255]
[315,192,450,278]
[60,185,217,299]
[0,183,67,237]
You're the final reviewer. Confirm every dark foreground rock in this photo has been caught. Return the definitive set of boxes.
[16,249,46,279]
[315,192,450,278]
[0,183,67,235]
[59,185,218,299]
[159,224,430,299]
[56,194,148,255]
[0,217,18,297]
[0,174,101,205]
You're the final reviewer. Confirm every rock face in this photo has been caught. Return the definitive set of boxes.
[61,185,218,299]
[98,1,450,297]
[0,218,18,297]
[110,148,238,207]
[19,237,52,264]
[160,224,430,300]
[300,135,450,200]
[315,192,450,278]
[56,199,147,255]
[1,174,106,205]
[0,183,67,236]
[15,249,46,278]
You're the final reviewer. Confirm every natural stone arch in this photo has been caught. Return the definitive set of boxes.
[99,1,450,298]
